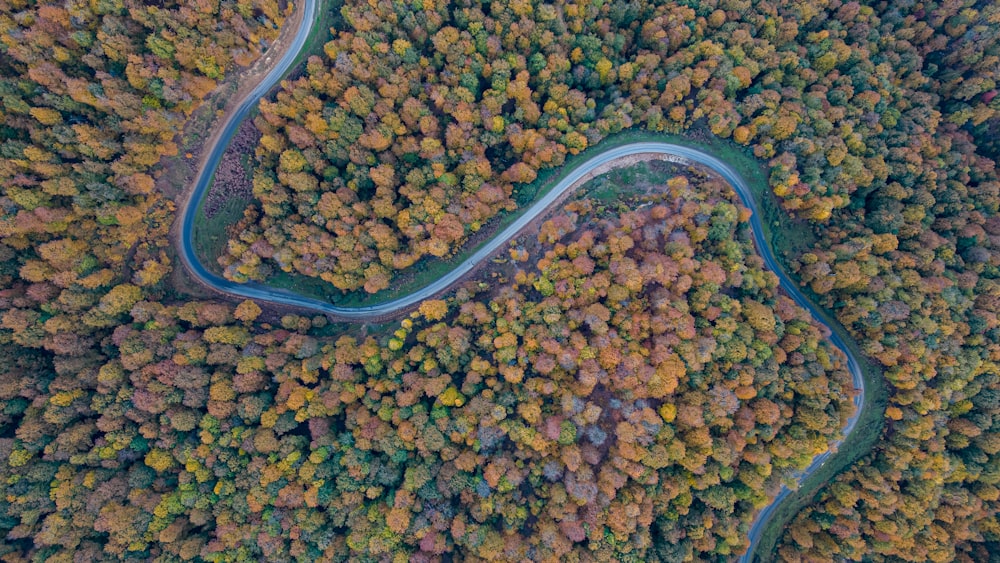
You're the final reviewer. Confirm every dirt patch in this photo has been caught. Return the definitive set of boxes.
[203,119,259,218]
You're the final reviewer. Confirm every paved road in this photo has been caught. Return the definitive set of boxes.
[176,3,865,559]
[178,0,318,313]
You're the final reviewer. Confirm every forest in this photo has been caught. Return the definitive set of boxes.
[1,0,999,560]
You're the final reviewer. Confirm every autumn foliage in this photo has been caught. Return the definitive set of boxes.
[1,0,1000,561]
[0,168,856,560]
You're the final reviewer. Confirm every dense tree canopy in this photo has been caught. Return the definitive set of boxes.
[2,168,856,559]
[1,0,999,560]
[220,0,939,294]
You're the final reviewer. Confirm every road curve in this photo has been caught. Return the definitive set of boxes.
[176,4,864,560]
[177,0,318,309]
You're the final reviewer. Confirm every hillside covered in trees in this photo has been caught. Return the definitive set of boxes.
[0,0,999,561]
[220,0,974,295]
[219,0,1000,558]
[4,159,858,558]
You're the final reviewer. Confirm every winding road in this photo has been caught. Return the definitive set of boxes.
[176,1,865,560]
